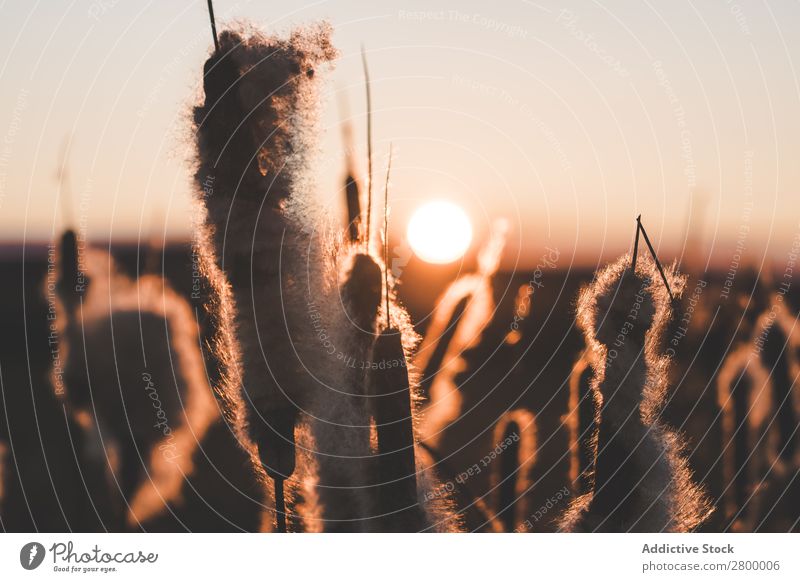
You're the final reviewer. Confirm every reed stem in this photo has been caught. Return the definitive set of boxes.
[631,214,641,270]
[383,144,393,328]
[637,218,674,301]
[361,47,373,252]
[206,0,219,52]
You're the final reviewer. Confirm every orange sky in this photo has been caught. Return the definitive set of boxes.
[0,0,798,269]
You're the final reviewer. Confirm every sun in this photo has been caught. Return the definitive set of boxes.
[407,200,473,264]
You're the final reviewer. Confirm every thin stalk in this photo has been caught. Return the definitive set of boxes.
[56,138,75,229]
[631,214,641,271]
[339,90,362,242]
[383,144,393,328]
[638,218,674,301]
[206,0,219,52]
[361,46,373,252]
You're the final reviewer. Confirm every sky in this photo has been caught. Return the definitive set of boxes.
[0,0,798,269]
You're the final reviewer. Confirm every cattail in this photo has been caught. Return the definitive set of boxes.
[412,222,507,530]
[192,21,336,483]
[55,230,85,313]
[719,298,800,531]
[493,285,541,530]
[490,409,537,532]
[310,254,380,531]
[419,220,507,445]
[191,224,263,477]
[367,309,463,532]
[344,174,361,242]
[567,349,597,495]
[414,281,473,413]
[716,343,772,529]
[0,233,115,532]
[369,329,426,530]
[54,236,222,529]
[339,99,362,243]
[53,230,91,408]
[338,59,382,337]
[190,22,462,532]
[359,150,462,532]
[559,253,711,532]
[341,254,382,329]
[364,149,424,531]
[306,54,386,531]
[125,275,221,526]
[758,301,798,464]
[193,24,409,531]
[495,418,520,532]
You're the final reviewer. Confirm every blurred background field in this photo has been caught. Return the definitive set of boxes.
[3,241,798,532]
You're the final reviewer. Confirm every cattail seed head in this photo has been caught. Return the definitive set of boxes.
[369,329,425,531]
[560,254,711,532]
[341,252,382,333]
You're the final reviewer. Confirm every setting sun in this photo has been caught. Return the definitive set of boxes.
[407,200,473,264]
